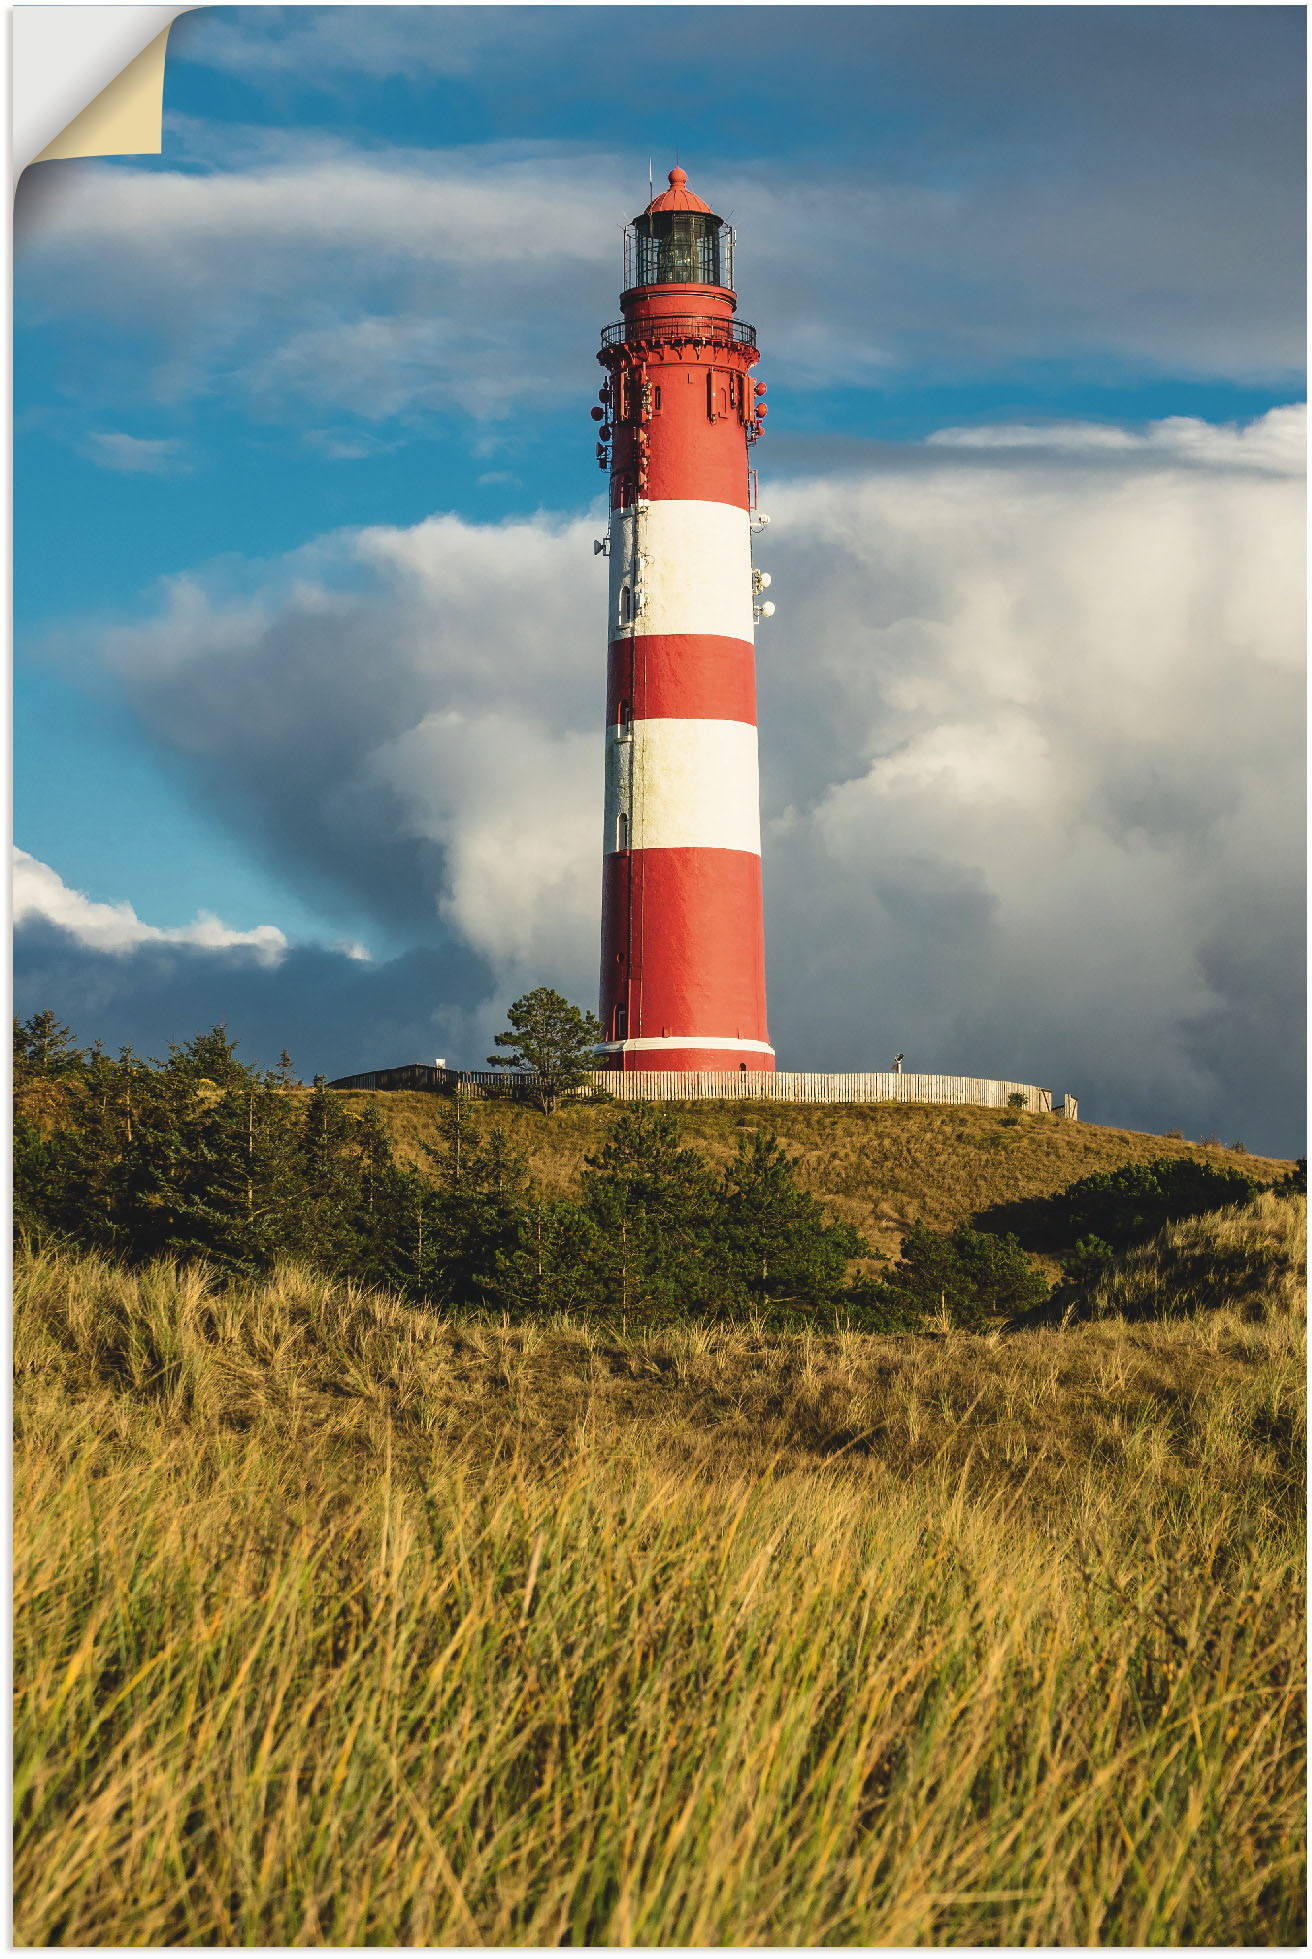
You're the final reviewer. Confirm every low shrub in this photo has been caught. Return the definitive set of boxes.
[860,1220,1049,1330]
[1047,1155,1261,1265]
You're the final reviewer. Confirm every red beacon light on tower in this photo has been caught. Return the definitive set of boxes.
[593,165,776,1074]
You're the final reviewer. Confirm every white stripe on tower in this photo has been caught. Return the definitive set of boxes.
[595,1036,775,1054]
[604,718,761,855]
[609,499,755,643]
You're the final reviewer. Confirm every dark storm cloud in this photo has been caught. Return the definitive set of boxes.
[749,414,1305,1156]
[69,512,606,976]
[13,914,495,1079]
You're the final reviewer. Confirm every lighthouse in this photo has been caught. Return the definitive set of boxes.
[594,166,775,1073]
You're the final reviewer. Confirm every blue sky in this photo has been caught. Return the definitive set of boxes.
[13,5,1306,1149]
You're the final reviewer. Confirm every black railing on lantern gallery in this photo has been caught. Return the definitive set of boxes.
[600,316,757,351]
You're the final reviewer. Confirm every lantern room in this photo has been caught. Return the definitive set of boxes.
[623,166,735,295]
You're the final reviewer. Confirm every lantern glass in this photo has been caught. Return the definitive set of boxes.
[631,211,728,288]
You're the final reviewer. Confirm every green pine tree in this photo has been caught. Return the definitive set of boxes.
[496,1199,608,1317]
[14,1009,82,1085]
[420,1101,529,1305]
[487,987,604,1114]
[579,1106,718,1318]
[720,1130,868,1306]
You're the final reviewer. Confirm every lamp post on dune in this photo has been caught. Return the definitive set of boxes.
[593,166,775,1074]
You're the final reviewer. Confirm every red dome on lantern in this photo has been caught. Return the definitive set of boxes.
[639,166,716,219]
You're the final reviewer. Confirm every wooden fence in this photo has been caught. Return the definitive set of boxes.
[329,1063,451,1094]
[329,1063,1078,1118]
[579,1071,1061,1114]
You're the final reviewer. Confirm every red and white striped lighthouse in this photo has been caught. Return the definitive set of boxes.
[594,167,775,1073]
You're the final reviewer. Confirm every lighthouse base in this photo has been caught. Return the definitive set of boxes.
[599,849,772,1064]
[597,1039,775,1074]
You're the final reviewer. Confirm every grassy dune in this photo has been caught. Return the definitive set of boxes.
[1078,1189,1307,1324]
[13,1195,1306,1945]
[338,1089,1292,1257]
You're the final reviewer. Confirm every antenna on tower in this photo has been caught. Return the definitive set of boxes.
[648,157,653,202]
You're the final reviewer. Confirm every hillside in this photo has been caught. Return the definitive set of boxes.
[336,1088,1294,1259]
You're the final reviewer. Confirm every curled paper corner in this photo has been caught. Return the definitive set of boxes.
[14,4,197,177]
[33,24,173,165]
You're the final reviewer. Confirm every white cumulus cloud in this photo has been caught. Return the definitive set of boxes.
[752,406,1305,1138]
[13,850,288,964]
[926,406,1306,473]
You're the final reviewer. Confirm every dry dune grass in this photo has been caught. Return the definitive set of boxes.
[335,1089,1292,1255]
[13,1200,1306,1946]
[1080,1188,1307,1323]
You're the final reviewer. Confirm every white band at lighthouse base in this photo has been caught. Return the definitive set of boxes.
[605,717,761,855]
[609,498,754,643]
[595,1037,776,1056]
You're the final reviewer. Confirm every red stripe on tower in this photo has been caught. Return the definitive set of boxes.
[595,167,775,1073]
